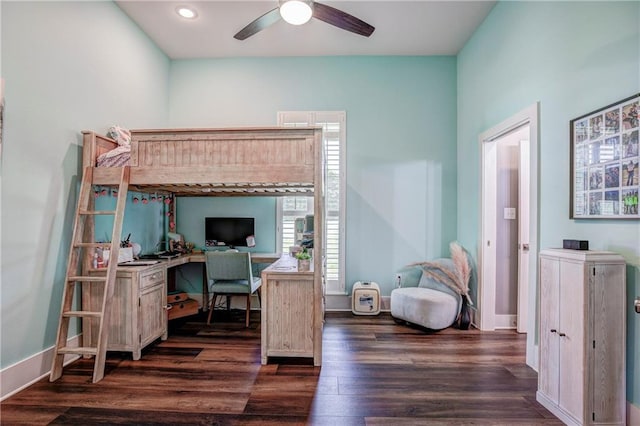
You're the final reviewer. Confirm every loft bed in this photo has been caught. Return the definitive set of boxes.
[80,126,325,364]
[83,127,323,196]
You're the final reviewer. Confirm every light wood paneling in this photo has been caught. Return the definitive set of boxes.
[261,256,319,365]
[537,249,626,426]
[85,264,167,360]
[84,127,322,196]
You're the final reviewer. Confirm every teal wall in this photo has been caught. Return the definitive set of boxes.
[5,0,636,410]
[174,197,278,295]
[168,57,459,296]
[457,1,640,407]
[94,191,167,254]
[0,1,170,369]
[176,197,276,253]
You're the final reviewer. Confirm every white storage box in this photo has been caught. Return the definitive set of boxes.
[102,247,133,265]
[351,281,381,315]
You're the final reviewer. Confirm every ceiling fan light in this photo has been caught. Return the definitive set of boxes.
[279,0,313,25]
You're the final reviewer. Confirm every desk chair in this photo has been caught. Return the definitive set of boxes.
[205,251,261,327]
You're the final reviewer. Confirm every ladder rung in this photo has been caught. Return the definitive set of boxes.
[79,210,116,215]
[57,346,98,356]
[63,310,103,318]
[74,242,112,248]
[68,276,107,283]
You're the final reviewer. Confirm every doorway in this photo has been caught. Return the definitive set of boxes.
[479,103,539,369]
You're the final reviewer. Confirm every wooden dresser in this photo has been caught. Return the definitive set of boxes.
[260,255,323,366]
[537,249,626,426]
[84,263,168,360]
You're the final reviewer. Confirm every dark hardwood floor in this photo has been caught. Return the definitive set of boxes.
[1,311,561,425]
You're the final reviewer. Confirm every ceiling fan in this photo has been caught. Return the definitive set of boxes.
[234,0,375,40]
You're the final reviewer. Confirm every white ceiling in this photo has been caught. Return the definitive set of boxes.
[115,1,497,59]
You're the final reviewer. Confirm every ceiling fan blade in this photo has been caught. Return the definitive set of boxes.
[234,7,281,40]
[312,2,375,37]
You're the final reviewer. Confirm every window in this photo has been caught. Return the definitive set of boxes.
[277,111,346,294]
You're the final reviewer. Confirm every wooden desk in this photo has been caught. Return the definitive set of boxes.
[260,255,322,366]
[163,252,280,311]
[181,252,280,265]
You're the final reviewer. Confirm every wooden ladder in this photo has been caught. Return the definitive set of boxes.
[50,166,130,383]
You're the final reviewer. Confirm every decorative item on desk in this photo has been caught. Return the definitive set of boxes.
[246,235,256,247]
[131,242,142,258]
[103,247,133,264]
[295,248,311,271]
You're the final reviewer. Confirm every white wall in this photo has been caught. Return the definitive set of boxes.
[458,0,640,408]
[168,56,459,297]
[0,1,170,376]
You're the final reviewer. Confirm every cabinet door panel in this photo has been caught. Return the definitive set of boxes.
[266,278,314,355]
[558,260,585,422]
[140,283,166,347]
[87,276,135,349]
[591,264,625,424]
[538,257,560,402]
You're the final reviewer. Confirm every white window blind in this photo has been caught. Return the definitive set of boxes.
[277,111,346,294]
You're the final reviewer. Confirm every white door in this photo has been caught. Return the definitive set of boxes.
[482,127,528,331]
[478,103,539,369]
[517,140,530,333]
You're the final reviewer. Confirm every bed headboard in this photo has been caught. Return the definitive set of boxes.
[82,131,118,168]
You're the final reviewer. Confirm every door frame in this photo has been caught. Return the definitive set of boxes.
[478,102,539,369]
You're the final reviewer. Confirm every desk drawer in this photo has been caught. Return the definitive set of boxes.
[141,269,165,290]
[168,299,199,320]
[167,291,189,304]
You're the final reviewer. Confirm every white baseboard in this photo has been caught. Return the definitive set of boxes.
[189,292,394,313]
[1,334,81,401]
[494,314,517,329]
[325,294,391,312]
[629,401,640,426]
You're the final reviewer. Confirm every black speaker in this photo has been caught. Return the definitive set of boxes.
[563,239,589,250]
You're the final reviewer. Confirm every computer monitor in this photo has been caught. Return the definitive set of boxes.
[205,217,255,248]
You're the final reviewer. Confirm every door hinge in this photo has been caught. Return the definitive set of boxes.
[139,334,142,343]
[593,267,596,276]
[593,340,595,349]
[592,412,595,421]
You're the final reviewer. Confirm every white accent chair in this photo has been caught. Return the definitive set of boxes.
[390,259,462,330]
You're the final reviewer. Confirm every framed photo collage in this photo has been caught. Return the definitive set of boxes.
[570,93,639,219]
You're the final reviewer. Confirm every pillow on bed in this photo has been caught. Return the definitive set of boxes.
[107,125,131,146]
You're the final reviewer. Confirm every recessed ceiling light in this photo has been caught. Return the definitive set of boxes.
[176,6,197,19]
